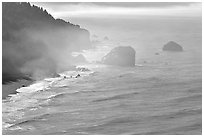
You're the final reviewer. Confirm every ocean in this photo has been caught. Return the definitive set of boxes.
[2,16,202,135]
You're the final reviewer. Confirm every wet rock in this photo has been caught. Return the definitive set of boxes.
[77,67,90,72]
[162,41,183,52]
[102,46,136,67]
[75,74,81,78]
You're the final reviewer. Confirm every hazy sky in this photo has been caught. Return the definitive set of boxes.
[32,2,202,19]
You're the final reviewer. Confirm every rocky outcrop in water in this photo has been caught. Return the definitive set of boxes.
[162,41,183,51]
[102,46,136,66]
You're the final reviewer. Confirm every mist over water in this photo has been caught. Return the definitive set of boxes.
[2,2,92,83]
[68,16,201,62]
[2,2,202,135]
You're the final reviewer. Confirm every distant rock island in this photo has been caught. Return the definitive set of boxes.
[102,46,136,67]
[162,41,183,52]
[2,2,91,83]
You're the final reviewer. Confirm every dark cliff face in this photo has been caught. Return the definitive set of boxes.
[162,41,183,52]
[2,2,91,83]
[102,46,136,67]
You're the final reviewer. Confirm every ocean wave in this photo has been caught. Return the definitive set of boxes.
[2,65,95,131]
[93,92,139,102]
[135,122,202,135]
[5,107,83,130]
[47,91,80,100]
[149,108,202,121]
[4,65,94,101]
[168,94,201,104]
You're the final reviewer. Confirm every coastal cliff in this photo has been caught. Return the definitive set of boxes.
[2,2,91,83]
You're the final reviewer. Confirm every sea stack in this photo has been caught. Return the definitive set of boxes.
[102,46,136,67]
[162,41,183,52]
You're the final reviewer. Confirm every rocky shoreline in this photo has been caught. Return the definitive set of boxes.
[2,79,34,99]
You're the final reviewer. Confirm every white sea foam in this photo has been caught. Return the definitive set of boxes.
[3,65,94,110]
[135,64,144,67]
[2,65,97,131]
